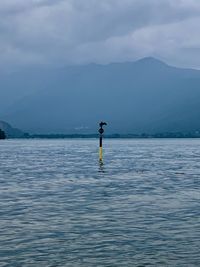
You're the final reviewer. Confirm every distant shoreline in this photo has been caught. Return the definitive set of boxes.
[12,132,200,139]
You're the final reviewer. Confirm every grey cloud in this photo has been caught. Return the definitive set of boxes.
[0,0,64,16]
[0,0,200,70]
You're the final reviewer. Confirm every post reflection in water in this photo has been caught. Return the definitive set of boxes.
[98,160,105,173]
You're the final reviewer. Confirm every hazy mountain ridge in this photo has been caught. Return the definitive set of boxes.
[0,121,24,138]
[2,57,200,134]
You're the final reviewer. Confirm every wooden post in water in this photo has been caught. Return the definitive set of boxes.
[99,122,107,162]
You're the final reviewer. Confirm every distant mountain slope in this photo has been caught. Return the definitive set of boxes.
[2,57,200,133]
[0,121,24,138]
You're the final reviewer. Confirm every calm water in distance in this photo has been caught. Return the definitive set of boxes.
[0,139,200,267]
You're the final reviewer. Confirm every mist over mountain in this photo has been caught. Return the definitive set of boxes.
[1,57,200,134]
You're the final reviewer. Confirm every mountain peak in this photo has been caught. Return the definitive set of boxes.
[2,57,200,134]
[136,57,167,66]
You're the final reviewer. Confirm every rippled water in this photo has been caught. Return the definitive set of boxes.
[0,139,200,267]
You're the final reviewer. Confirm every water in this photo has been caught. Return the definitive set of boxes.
[0,139,199,267]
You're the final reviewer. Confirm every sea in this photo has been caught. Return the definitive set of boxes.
[0,139,199,267]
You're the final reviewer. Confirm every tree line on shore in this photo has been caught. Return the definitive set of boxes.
[0,129,6,139]
[2,129,200,139]
[21,132,200,139]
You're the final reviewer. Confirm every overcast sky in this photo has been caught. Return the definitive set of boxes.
[1,0,200,70]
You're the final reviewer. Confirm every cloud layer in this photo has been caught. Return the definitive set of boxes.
[1,0,200,69]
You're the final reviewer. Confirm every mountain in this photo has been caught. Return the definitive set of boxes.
[2,57,200,134]
[0,121,24,138]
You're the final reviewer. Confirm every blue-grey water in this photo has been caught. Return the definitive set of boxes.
[0,139,199,267]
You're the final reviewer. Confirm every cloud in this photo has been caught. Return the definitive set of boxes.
[0,0,200,69]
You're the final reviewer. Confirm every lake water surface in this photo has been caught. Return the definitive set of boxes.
[0,139,200,266]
